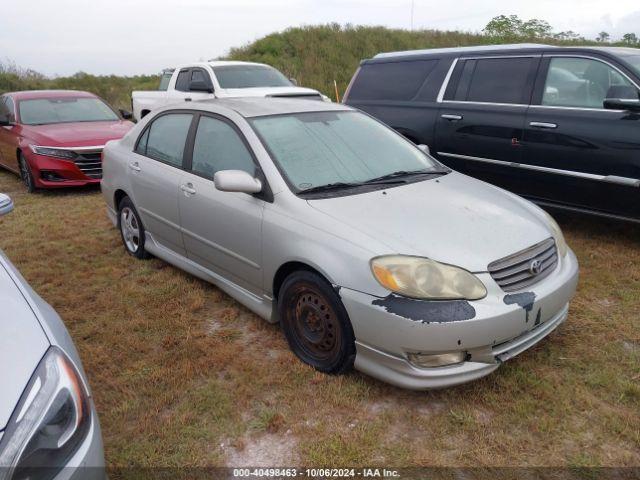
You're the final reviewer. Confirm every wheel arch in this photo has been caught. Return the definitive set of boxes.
[114,189,129,210]
[272,261,336,301]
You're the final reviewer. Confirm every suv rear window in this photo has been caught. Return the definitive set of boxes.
[447,57,537,104]
[348,60,438,101]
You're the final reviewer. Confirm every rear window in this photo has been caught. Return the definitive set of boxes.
[348,60,438,101]
[447,57,537,104]
[158,71,173,91]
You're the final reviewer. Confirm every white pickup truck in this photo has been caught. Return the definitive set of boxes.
[132,61,329,121]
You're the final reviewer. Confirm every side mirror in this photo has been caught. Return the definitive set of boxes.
[189,80,214,93]
[119,109,133,120]
[0,193,14,217]
[289,77,298,86]
[417,144,430,155]
[0,117,12,127]
[214,170,262,194]
[603,98,640,112]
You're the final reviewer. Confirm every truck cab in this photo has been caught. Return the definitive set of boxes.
[132,61,328,121]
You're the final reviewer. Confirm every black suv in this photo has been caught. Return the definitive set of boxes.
[343,44,640,222]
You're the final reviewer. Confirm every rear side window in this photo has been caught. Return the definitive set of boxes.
[191,116,255,178]
[136,113,192,167]
[175,70,190,92]
[348,60,438,101]
[448,57,537,104]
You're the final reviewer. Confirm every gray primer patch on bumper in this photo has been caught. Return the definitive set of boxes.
[372,294,476,323]
[504,292,536,323]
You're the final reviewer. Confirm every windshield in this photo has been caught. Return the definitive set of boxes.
[213,65,292,89]
[250,111,440,193]
[19,97,119,125]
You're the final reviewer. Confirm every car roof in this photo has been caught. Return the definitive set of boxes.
[4,90,97,101]
[193,97,351,118]
[170,61,273,70]
[369,43,640,62]
[373,43,554,60]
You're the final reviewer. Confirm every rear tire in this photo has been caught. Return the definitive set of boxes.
[117,196,150,259]
[278,271,356,374]
[18,153,36,193]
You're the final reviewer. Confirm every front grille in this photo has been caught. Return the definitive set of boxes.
[488,238,558,292]
[268,93,323,101]
[73,150,103,179]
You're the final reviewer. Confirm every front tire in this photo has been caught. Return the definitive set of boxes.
[278,271,356,374]
[118,197,150,259]
[18,153,36,193]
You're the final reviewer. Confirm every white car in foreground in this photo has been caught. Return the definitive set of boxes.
[0,194,105,479]
[132,61,328,121]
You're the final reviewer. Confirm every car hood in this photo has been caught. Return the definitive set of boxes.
[0,257,50,431]
[219,86,323,98]
[307,172,553,272]
[22,120,133,148]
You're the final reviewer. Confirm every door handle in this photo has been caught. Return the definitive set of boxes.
[441,114,463,121]
[180,183,196,195]
[129,162,141,172]
[184,98,192,102]
[529,121,557,129]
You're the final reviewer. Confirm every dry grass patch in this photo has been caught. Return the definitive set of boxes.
[0,169,638,467]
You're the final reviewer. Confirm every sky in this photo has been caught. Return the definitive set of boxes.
[1,0,639,77]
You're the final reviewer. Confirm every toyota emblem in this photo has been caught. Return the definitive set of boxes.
[529,259,542,275]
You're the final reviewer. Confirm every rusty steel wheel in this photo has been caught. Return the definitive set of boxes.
[278,271,355,374]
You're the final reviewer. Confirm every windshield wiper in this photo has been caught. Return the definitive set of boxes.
[298,182,361,195]
[361,169,448,184]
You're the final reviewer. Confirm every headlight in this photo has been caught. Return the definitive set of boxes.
[370,255,487,300]
[29,146,77,160]
[541,210,568,258]
[0,347,91,479]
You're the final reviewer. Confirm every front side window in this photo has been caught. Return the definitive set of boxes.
[137,113,192,167]
[18,97,118,125]
[191,116,255,178]
[213,65,292,89]
[175,70,190,92]
[542,57,639,108]
[0,96,14,122]
[250,111,439,193]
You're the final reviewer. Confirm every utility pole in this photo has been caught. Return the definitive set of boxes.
[410,0,415,31]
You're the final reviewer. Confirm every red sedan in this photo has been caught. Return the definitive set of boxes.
[0,90,134,191]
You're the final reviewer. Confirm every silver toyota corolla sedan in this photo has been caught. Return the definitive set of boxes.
[0,194,105,479]
[101,98,579,389]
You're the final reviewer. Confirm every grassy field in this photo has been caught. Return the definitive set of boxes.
[0,169,638,468]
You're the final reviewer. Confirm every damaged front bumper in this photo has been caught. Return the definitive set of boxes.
[339,249,579,390]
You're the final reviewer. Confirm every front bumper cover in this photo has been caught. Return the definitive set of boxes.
[339,249,579,389]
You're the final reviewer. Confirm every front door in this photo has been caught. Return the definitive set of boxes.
[435,55,540,190]
[523,55,640,219]
[0,96,19,173]
[130,111,194,256]
[179,113,264,294]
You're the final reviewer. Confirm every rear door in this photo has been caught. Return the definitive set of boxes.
[435,55,540,188]
[523,54,640,218]
[178,113,264,294]
[130,111,194,256]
